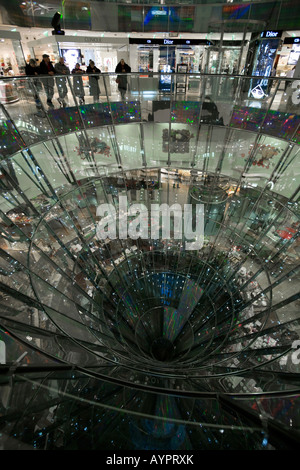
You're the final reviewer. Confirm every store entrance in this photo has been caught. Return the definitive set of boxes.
[205,46,242,98]
[206,47,240,74]
[29,37,122,73]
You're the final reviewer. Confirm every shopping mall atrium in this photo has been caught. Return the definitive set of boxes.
[0,0,299,451]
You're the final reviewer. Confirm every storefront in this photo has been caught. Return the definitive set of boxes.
[129,35,251,95]
[0,30,25,104]
[130,37,213,72]
[27,35,129,73]
[26,34,130,98]
[276,36,300,78]
[0,30,25,76]
[129,37,215,94]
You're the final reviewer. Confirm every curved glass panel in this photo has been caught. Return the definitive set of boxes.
[0,72,299,450]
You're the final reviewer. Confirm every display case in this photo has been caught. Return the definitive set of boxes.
[176,64,188,94]
[187,76,201,95]
[138,49,152,73]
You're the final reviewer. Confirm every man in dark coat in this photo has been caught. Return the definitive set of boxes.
[86,60,101,103]
[115,59,131,100]
[39,54,55,107]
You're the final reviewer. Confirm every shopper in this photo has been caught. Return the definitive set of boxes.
[25,59,44,115]
[72,63,85,105]
[54,56,70,107]
[39,54,56,108]
[25,58,40,76]
[86,60,101,103]
[115,59,131,100]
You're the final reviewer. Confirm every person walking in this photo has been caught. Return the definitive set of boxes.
[25,58,44,116]
[115,59,131,100]
[54,56,70,107]
[72,63,85,105]
[86,60,101,103]
[39,54,55,108]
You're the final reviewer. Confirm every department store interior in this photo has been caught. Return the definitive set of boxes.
[0,0,299,452]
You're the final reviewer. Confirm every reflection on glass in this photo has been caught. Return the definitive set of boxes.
[0,73,299,450]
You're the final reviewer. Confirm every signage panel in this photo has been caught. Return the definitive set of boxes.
[129,38,213,46]
[260,30,283,39]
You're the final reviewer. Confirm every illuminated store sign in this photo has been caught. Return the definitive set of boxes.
[151,9,168,16]
[260,30,282,39]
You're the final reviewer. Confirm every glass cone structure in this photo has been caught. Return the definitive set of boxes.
[0,71,299,450]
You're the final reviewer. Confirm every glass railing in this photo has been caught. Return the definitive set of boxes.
[1,72,299,156]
